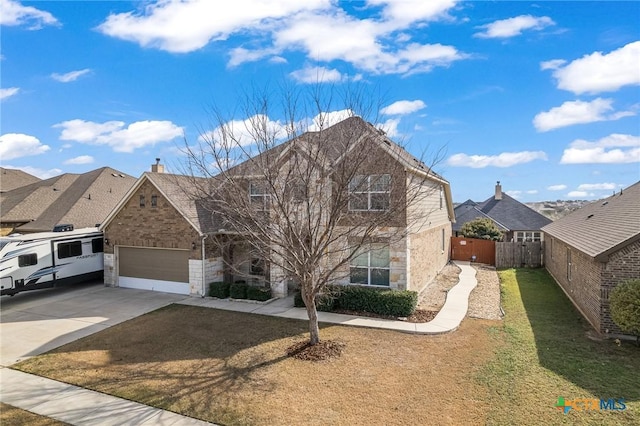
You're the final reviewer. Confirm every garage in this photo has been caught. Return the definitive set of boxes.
[117,247,190,295]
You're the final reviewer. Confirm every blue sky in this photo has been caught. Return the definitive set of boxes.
[1,0,638,203]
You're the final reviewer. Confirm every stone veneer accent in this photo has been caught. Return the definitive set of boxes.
[545,236,640,335]
[408,223,451,293]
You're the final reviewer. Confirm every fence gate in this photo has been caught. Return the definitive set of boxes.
[495,241,543,268]
[450,237,496,265]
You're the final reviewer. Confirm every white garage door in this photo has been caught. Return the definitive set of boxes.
[118,247,190,295]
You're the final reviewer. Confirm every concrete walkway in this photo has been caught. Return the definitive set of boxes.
[0,368,213,425]
[180,260,478,334]
[1,261,476,424]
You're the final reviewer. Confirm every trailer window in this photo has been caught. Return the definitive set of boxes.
[18,253,37,267]
[58,241,82,259]
[92,238,104,253]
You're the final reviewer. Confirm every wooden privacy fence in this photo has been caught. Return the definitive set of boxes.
[450,237,496,265]
[495,241,543,268]
[451,237,544,268]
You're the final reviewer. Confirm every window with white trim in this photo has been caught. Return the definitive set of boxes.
[515,231,541,242]
[349,174,390,211]
[249,182,269,211]
[350,244,390,286]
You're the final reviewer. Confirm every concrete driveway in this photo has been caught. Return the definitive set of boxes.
[0,281,188,366]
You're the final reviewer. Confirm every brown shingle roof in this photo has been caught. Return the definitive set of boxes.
[542,181,640,261]
[0,167,41,192]
[0,167,135,232]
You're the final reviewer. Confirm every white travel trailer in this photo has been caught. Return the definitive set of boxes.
[0,227,104,296]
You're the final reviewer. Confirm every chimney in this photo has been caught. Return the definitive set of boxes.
[495,181,502,200]
[151,158,164,173]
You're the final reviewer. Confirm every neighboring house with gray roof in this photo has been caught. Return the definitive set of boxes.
[100,118,455,297]
[453,182,552,242]
[0,167,135,235]
[542,181,640,337]
[0,167,40,193]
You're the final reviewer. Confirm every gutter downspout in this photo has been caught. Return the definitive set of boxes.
[201,234,208,297]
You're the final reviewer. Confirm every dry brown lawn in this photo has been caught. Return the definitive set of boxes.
[0,403,69,426]
[14,305,496,426]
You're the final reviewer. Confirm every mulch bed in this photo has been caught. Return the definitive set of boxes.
[286,340,346,361]
[331,308,438,323]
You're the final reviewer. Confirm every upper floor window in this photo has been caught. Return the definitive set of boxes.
[139,195,145,207]
[249,182,269,211]
[349,174,390,211]
[350,243,390,286]
[151,195,158,207]
[440,187,444,210]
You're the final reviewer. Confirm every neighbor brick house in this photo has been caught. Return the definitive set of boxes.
[542,181,640,336]
[453,182,552,242]
[101,117,455,297]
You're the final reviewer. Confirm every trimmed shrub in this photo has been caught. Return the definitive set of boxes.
[339,286,417,317]
[294,290,336,312]
[230,281,248,299]
[610,279,640,337]
[247,286,272,302]
[209,282,230,298]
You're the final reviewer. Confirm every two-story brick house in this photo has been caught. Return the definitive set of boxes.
[101,117,455,297]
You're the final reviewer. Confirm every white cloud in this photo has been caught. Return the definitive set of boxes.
[380,118,401,138]
[560,133,640,164]
[63,155,95,165]
[526,190,538,194]
[51,69,91,83]
[567,191,595,198]
[381,100,426,115]
[0,87,19,100]
[577,183,617,191]
[55,119,183,153]
[0,0,58,29]
[2,165,61,179]
[289,66,344,83]
[307,109,354,131]
[475,15,554,39]
[533,98,635,132]
[540,59,566,70]
[545,41,640,94]
[0,133,50,160]
[547,184,567,191]
[505,190,521,199]
[97,0,466,76]
[97,0,330,53]
[199,114,287,146]
[447,151,547,168]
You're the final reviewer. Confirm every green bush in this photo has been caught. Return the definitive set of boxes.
[230,281,248,299]
[610,279,640,336]
[209,282,230,298]
[294,290,336,312]
[339,286,417,317]
[247,286,272,302]
[294,286,416,317]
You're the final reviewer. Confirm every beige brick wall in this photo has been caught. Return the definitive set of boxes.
[408,223,451,292]
[103,179,201,256]
[545,236,604,332]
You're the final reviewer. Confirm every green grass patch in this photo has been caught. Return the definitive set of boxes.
[478,268,640,425]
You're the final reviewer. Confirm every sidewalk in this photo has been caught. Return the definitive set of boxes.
[179,260,478,334]
[0,368,214,425]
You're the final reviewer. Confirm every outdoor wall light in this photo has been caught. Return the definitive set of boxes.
[192,242,197,250]
[104,238,109,246]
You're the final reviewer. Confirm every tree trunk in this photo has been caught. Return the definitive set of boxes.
[304,297,321,345]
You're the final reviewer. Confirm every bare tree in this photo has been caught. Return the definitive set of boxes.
[181,85,446,345]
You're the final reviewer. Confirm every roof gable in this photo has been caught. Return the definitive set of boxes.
[542,181,640,260]
[0,167,40,192]
[477,193,552,231]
